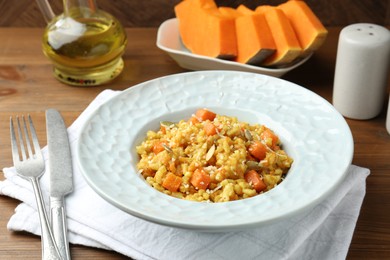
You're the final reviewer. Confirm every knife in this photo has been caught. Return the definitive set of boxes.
[46,108,73,260]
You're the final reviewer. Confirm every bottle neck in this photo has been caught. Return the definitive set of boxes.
[36,0,56,23]
[63,0,98,16]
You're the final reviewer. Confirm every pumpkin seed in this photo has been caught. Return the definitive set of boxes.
[160,121,175,128]
[244,129,253,141]
[246,160,261,171]
[206,144,216,161]
[162,143,173,153]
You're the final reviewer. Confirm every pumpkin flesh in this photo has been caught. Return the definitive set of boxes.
[256,6,302,66]
[174,0,237,59]
[235,8,276,65]
[278,0,328,56]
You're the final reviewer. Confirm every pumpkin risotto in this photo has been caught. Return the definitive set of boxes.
[136,109,293,202]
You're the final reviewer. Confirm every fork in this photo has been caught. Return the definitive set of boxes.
[10,115,63,260]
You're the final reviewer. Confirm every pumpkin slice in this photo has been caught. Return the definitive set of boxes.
[174,0,216,50]
[235,7,276,65]
[219,6,276,65]
[175,0,237,59]
[278,0,328,56]
[256,5,302,66]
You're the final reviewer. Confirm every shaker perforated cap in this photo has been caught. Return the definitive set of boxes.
[340,23,390,47]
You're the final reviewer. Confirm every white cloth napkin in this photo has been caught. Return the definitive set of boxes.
[0,89,369,260]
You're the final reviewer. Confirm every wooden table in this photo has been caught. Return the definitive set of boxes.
[0,27,389,259]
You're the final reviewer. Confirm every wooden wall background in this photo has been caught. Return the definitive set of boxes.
[0,0,389,27]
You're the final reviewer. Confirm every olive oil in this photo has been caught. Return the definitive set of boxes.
[43,9,127,86]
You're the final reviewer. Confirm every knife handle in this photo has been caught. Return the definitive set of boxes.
[50,197,71,260]
[31,178,63,260]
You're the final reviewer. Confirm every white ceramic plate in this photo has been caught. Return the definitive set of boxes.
[76,71,353,231]
[156,18,312,78]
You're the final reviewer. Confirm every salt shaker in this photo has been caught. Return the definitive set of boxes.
[332,23,390,120]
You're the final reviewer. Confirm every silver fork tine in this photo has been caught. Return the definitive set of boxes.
[17,116,30,161]
[10,117,19,163]
[28,115,43,160]
[21,115,34,159]
[15,116,27,161]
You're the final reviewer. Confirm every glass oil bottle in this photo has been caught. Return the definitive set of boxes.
[37,0,127,86]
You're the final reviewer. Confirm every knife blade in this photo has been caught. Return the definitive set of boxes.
[46,108,73,260]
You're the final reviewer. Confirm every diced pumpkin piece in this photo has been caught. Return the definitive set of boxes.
[188,116,200,125]
[175,0,237,59]
[278,0,328,55]
[152,140,168,154]
[245,170,267,192]
[260,128,279,148]
[248,141,267,161]
[162,172,182,192]
[190,168,211,190]
[195,108,216,121]
[141,168,155,178]
[203,122,217,136]
[256,6,302,66]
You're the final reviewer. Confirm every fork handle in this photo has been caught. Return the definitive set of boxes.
[30,177,63,260]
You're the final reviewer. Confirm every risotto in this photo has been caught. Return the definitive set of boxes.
[136,109,293,203]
